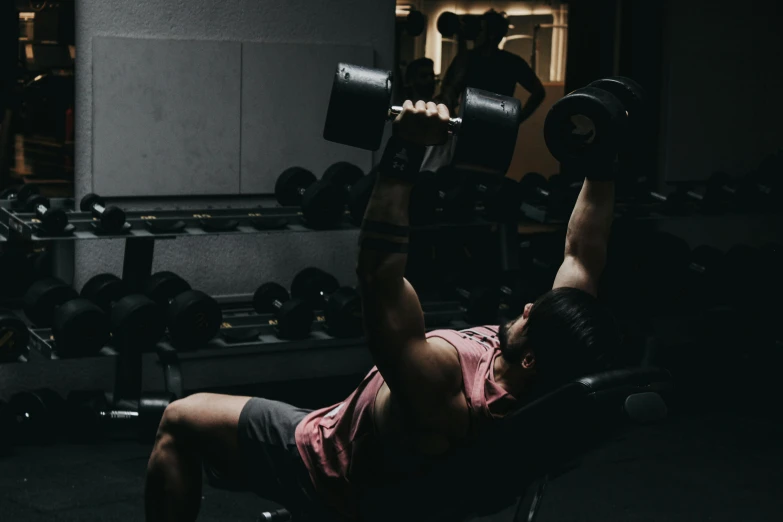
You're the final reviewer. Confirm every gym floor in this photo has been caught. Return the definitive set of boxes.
[1,404,780,521]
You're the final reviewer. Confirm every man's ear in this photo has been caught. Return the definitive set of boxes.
[521,351,535,369]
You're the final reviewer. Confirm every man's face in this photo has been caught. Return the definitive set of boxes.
[412,65,435,100]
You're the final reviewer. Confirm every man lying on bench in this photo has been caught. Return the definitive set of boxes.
[144,100,624,522]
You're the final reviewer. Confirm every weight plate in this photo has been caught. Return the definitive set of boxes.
[0,310,29,362]
[322,162,364,190]
[167,290,222,349]
[52,298,111,358]
[253,282,290,314]
[348,170,378,225]
[323,63,392,151]
[79,193,103,212]
[23,277,78,327]
[276,299,314,340]
[275,167,317,206]
[453,88,521,177]
[301,181,345,229]
[142,272,191,307]
[325,287,363,338]
[291,268,340,309]
[81,273,127,313]
[111,294,166,349]
[588,77,647,125]
[544,87,627,168]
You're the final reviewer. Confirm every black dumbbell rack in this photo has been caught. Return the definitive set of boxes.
[0,195,521,401]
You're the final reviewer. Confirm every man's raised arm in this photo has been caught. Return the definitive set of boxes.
[356,101,463,411]
[552,179,615,296]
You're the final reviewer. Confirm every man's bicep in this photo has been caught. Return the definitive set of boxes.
[360,277,428,386]
[553,255,599,296]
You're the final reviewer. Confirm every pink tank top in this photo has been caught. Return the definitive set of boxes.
[294,325,519,520]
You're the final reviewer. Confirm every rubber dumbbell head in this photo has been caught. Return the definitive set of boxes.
[9,388,64,445]
[437,11,460,37]
[23,277,79,327]
[253,282,313,340]
[323,287,363,338]
[275,167,317,206]
[111,294,166,348]
[26,194,68,234]
[406,9,426,37]
[0,309,29,363]
[142,271,192,307]
[167,290,222,349]
[1,184,39,203]
[291,267,340,310]
[544,87,627,168]
[81,273,128,313]
[80,193,126,233]
[52,298,111,357]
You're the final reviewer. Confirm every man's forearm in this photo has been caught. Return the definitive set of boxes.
[564,179,614,273]
[356,177,412,281]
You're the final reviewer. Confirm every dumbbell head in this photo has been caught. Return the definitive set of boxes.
[348,169,378,225]
[437,11,460,37]
[253,282,290,314]
[138,392,176,442]
[52,298,111,357]
[300,180,346,229]
[81,273,128,313]
[142,271,192,307]
[23,277,79,327]
[291,267,340,309]
[9,388,64,445]
[27,194,68,233]
[167,290,222,349]
[81,193,126,231]
[588,77,647,126]
[0,309,29,363]
[406,9,426,37]
[322,162,364,190]
[324,63,393,151]
[275,167,317,206]
[544,87,627,168]
[324,287,362,338]
[111,294,166,348]
[518,172,548,203]
[451,87,521,177]
[1,184,39,202]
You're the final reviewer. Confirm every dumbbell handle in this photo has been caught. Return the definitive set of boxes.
[388,106,462,133]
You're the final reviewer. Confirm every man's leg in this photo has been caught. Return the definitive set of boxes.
[145,393,251,522]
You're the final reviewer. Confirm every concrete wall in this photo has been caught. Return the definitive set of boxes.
[73,0,395,294]
[659,0,783,182]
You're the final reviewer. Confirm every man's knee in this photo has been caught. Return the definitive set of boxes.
[157,393,216,440]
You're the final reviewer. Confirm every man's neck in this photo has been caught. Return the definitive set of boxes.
[493,354,526,397]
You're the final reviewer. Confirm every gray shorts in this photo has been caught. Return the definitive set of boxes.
[231,398,339,521]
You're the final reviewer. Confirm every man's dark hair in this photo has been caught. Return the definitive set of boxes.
[404,57,434,84]
[499,287,620,393]
[483,9,510,43]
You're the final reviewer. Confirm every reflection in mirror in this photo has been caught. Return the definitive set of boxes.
[395,1,568,178]
[1,0,75,200]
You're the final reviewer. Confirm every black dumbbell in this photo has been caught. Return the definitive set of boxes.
[437,11,460,38]
[404,9,426,37]
[81,273,166,349]
[23,194,69,234]
[24,277,111,357]
[80,193,127,233]
[142,271,222,349]
[320,161,366,222]
[290,268,363,338]
[324,63,521,178]
[0,309,29,363]
[545,86,629,169]
[274,167,345,229]
[1,184,39,207]
[66,389,174,443]
[8,388,65,445]
[253,282,314,340]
